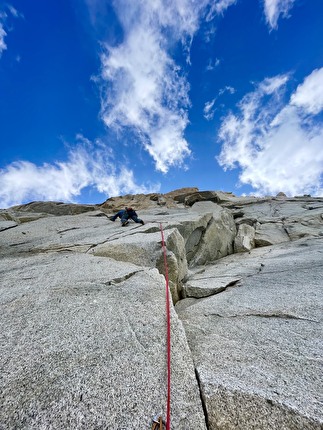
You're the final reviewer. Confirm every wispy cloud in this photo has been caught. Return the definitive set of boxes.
[98,0,236,173]
[0,136,159,208]
[206,57,220,71]
[0,3,23,57]
[217,69,323,196]
[218,86,235,96]
[204,86,235,120]
[263,0,297,30]
[0,23,7,56]
[7,5,23,18]
[204,98,216,120]
[206,0,237,18]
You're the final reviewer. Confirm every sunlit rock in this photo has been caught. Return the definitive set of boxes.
[1,189,322,429]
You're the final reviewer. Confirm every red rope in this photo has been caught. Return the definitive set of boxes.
[160,223,171,430]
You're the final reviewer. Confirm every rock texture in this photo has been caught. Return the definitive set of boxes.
[0,188,322,429]
[177,238,323,429]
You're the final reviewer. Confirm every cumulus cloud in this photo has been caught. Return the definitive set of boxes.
[217,69,323,197]
[263,0,296,29]
[0,137,158,208]
[98,0,235,173]
[290,68,323,115]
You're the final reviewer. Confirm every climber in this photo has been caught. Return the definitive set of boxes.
[109,207,145,226]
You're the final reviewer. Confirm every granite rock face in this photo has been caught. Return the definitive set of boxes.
[0,189,322,429]
[0,246,207,429]
[177,238,323,429]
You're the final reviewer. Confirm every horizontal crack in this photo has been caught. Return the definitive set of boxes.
[205,312,318,323]
[57,227,80,234]
[104,270,144,286]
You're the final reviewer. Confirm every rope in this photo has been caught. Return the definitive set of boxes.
[159,223,171,430]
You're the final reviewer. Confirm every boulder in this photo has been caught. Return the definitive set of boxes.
[276,191,287,198]
[164,187,199,203]
[188,202,236,265]
[182,276,241,299]
[183,191,240,206]
[234,223,255,252]
[184,191,219,206]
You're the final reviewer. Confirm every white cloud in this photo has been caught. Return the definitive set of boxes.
[7,5,23,18]
[206,0,237,19]
[0,23,7,55]
[258,74,289,94]
[0,137,159,208]
[0,4,23,57]
[290,68,323,115]
[217,70,323,197]
[204,86,235,121]
[206,57,220,71]
[218,85,236,96]
[204,99,216,120]
[263,0,296,29]
[98,0,235,173]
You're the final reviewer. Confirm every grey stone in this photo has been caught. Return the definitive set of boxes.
[188,202,236,265]
[92,227,187,303]
[234,223,255,252]
[0,220,18,231]
[0,209,50,224]
[183,276,241,298]
[2,191,323,429]
[255,222,290,246]
[0,211,111,257]
[12,201,98,216]
[0,253,207,429]
[177,238,323,429]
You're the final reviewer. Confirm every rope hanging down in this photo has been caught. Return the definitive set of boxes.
[159,223,171,430]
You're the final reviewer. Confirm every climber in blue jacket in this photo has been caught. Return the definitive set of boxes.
[109,207,145,226]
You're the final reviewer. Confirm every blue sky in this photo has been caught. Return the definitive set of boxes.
[0,0,323,208]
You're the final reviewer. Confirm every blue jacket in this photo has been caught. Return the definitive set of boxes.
[111,208,143,224]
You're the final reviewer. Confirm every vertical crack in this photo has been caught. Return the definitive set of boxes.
[195,368,210,430]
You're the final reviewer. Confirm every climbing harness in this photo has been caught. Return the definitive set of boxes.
[158,223,171,430]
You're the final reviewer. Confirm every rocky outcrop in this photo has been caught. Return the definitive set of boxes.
[99,189,197,212]
[1,189,322,429]
[230,198,323,248]
[12,201,98,216]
